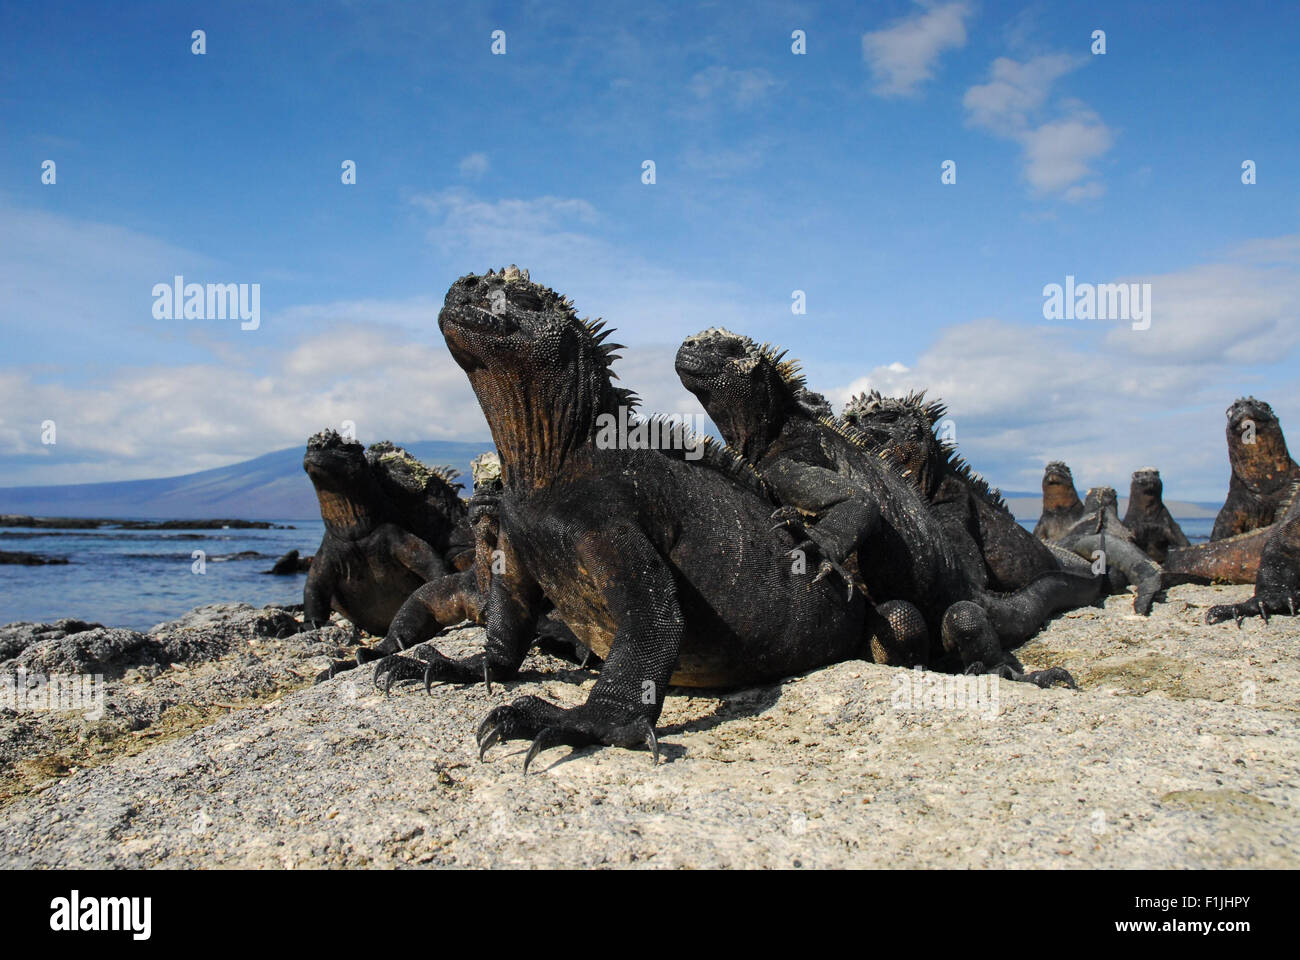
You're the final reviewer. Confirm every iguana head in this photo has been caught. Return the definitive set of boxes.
[1225,396,1295,495]
[1041,460,1083,512]
[303,430,380,537]
[1128,467,1165,516]
[675,328,828,461]
[1082,485,1119,515]
[841,390,944,494]
[363,441,465,549]
[438,267,636,487]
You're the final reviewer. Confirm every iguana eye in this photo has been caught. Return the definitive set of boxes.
[506,287,543,311]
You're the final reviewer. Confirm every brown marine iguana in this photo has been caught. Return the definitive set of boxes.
[841,389,1066,592]
[302,431,467,635]
[1206,493,1300,625]
[674,327,1101,670]
[1033,462,1085,542]
[1162,398,1300,585]
[374,267,947,770]
[1211,397,1300,541]
[1122,467,1189,563]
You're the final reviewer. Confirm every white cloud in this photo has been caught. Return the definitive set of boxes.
[688,66,781,107]
[862,1,972,97]
[458,152,490,179]
[963,55,1113,200]
[825,238,1300,499]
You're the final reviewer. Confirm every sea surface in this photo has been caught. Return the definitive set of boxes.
[1,519,325,631]
[0,515,1216,632]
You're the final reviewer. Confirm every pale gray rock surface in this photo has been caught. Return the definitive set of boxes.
[0,585,1296,868]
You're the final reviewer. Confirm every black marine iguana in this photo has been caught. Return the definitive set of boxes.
[1122,468,1189,563]
[841,389,1065,592]
[674,327,1100,673]
[302,431,469,636]
[374,267,936,771]
[1052,486,1165,615]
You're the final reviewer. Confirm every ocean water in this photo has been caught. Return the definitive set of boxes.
[0,520,325,631]
[1015,515,1214,544]
[1,515,1219,632]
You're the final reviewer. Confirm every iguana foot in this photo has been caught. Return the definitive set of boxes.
[371,653,429,694]
[1206,593,1298,626]
[475,695,658,773]
[965,661,1077,689]
[1134,573,1163,616]
[314,658,358,683]
[770,508,855,599]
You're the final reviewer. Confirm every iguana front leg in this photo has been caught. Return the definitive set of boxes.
[302,554,337,629]
[391,529,450,582]
[476,524,680,772]
[942,601,1076,689]
[764,460,879,598]
[372,538,541,693]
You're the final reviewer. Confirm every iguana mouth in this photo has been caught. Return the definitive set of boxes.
[674,349,719,379]
[440,303,520,337]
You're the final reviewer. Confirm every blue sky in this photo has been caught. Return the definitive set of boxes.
[1,0,1297,500]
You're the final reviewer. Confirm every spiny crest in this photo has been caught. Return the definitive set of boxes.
[755,342,806,390]
[817,414,874,452]
[683,327,806,389]
[844,388,946,427]
[470,451,502,489]
[1228,395,1275,421]
[937,439,1008,512]
[639,415,773,503]
[306,428,362,454]
[366,441,465,497]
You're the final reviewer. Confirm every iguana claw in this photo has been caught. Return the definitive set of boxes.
[523,727,567,774]
[478,724,503,761]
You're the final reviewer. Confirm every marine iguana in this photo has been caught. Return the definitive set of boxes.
[1053,486,1164,615]
[1122,468,1189,563]
[375,267,935,770]
[301,431,467,635]
[1211,397,1300,541]
[1033,462,1085,542]
[674,327,1100,670]
[841,389,1064,592]
[1161,399,1300,586]
[1206,493,1300,625]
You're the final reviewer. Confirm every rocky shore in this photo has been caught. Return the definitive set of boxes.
[0,584,1296,868]
[0,515,291,530]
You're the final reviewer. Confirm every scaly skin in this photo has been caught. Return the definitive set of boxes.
[377,267,928,771]
[675,327,1097,674]
[1207,494,1300,625]
[1055,486,1164,615]
[1211,397,1300,541]
[1163,526,1270,585]
[842,389,1062,592]
[303,433,487,678]
[1122,467,1190,563]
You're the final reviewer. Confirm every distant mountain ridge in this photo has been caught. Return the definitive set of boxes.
[0,448,1225,523]
[0,441,493,520]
